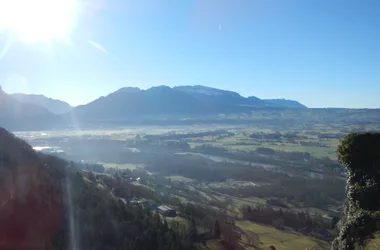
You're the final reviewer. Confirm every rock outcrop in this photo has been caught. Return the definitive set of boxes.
[332,132,380,250]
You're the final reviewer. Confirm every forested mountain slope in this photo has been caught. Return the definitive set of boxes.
[0,127,191,250]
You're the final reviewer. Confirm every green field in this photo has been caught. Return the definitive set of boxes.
[207,239,227,250]
[102,163,142,170]
[235,220,329,250]
[206,220,330,250]
[187,129,341,159]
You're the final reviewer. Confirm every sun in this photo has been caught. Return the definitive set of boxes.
[0,0,78,43]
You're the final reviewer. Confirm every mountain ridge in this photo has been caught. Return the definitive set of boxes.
[79,85,306,109]
[68,85,307,123]
[173,85,307,107]
[264,98,307,108]
[0,87,61,130]
[10,93,72,114]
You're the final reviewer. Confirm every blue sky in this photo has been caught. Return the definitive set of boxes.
[0,0,379,108]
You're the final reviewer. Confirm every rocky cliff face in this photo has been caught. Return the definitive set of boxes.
[332,133,380,250]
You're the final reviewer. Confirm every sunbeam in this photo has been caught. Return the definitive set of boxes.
[0,0,79,44]
[0,38,13,60]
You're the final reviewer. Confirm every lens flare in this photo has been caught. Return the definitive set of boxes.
[0,0,78,43]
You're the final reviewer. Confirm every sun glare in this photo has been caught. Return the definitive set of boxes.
[0,0,78,43]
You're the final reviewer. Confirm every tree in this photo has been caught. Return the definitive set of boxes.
[333,132,380,250]
[189,218,198,241]
[220,221,240,250]
[0,127,194,250]
[213,220,221,238]
[246,230,260,247]
[200,216,214,233]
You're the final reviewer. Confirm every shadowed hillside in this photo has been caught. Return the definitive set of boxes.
[0,127,62,249]
[0,127,192,250]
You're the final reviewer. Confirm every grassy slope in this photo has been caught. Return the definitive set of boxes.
[235,221,330,250]
[364,234,380,250]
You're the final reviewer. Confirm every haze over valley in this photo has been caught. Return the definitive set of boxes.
[1,0,380,249]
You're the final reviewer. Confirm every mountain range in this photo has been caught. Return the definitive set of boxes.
[10,93,72,114]
[175,85,307,108]
[0,86,61,130]
[70,85,306,121]
[1,84,308,130]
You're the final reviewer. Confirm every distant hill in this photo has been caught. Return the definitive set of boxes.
[4,85,380,129]
[174,85,244,98]
[68,85,306,123]
[0,86,61,130]
[69,85,245,122]
[174,85,306,108]
[11,93,72,114]
[263,99,307,108]
[174,85,266,106]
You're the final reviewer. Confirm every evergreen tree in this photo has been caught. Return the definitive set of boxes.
[189,217,198,241]
[213,220,221,238]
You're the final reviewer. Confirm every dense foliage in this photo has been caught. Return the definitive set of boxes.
[145,153,345,211]
[333,132,380,250]
[70,161,106,173]
[213,177,345,210]
[0,128,192,250]
[51,172,191,250]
